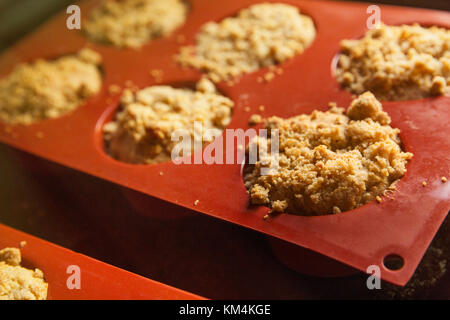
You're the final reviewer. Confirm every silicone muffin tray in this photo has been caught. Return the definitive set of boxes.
[0,224,203,300]
[0,0,449,286]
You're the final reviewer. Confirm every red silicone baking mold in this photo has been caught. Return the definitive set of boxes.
[0,223,204,300]
[0,0,448,286]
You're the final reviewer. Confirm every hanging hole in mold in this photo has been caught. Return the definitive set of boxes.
[383,254,405,271]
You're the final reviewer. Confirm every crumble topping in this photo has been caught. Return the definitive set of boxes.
[0,248,48,300]
[177,3,315,82]
[336,23,450,101]
[84,0,188,48]
[0,48,102,125]
[103,77,234,164]
[244,92,413,216]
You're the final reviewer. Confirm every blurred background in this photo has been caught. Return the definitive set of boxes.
[0,0,449,52]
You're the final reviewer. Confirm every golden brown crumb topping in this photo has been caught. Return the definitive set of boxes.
[244,92,413,216]
[249,114,263,125]
[0,48,102,125]
[0,248,48,300]
[84,0,188,48]
[177,3,315,82]
[103,78,234,164]
[336,23,450,101]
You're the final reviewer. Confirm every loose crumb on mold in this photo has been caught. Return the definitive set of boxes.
[194,200,199,206]
[376,196,382,203]
[108,84,121,95]
[249,114,263,125]
[150,69,164,83]
[423,181,428,187]
[177,3,315,82]
[264,72,275,83]
[19,242,26,249]
[442,177,447,183]
[244,92,413,216]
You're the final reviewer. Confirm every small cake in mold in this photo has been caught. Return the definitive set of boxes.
[244,92,413,216]
[0,48,102,125]
[84,0,188,48]
[336,23,450,101]
[103,77,234,164]
[177,3,316,82]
